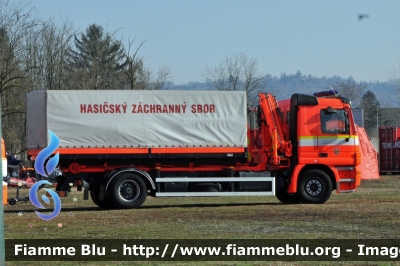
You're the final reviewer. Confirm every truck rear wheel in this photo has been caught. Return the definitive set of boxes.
[109,173,147,209]
[297,169,332,204]
[90,183,115,209]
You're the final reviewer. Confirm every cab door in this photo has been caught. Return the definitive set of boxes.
[317,107,355,165]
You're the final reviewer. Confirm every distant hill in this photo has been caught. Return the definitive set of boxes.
[171,71,397,105]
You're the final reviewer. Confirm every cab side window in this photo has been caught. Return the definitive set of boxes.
[321,109,349,134]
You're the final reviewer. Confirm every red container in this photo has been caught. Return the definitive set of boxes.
[379,126,400,173]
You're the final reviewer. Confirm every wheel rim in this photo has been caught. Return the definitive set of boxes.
[304,178,324,197]
[118,180,140,202]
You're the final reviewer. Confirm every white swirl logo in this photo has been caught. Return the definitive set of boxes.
[29,130,62,220]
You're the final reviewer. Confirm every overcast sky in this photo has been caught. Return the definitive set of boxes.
[20,0,400,84]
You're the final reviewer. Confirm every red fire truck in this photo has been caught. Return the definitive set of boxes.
[26,90,361,208]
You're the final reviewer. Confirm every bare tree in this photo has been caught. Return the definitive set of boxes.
[121,38,147,90]
[332,79,366,108]
[121,39,171,90]
[389,60,400,105]
[0,1,38,113]
[378,61,400,126]
[149,64,172,90]
[37,20,76,90]
[203,52,270,107]
[0,0,39,154]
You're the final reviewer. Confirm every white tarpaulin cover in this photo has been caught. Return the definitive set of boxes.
[26,90,248,149]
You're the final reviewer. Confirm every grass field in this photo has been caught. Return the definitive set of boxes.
[3,175,400,265]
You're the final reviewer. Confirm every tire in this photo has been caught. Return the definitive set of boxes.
[297,169,332,204]
[8,198,17,205]
[275,191,300,204]
[275,176,300,204]
[90,183,115,209]
[109,173,147,209]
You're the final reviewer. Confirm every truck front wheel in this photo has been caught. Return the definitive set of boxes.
[297,169,332,204]
[109,173,147,209]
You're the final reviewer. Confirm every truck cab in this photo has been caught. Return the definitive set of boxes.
[248,91,361,204]
[284,92,361,202]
